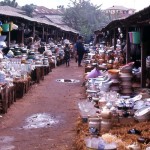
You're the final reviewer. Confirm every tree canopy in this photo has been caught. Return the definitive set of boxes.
[63,0,111,42]
[0,0,18,7]
[22,4,36,17]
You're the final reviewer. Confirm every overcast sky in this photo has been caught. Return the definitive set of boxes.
[17,0,150,11]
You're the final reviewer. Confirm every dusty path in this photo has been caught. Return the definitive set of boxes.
[0,60,85,150]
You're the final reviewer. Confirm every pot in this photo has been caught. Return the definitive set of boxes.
[101,119,112,132]
[120,65,132,73]
[134,106,150,122]
[88,118,101,135]
[14,50,21,56]
[28,51,35,55]
[101,108,112,119]
[119,72,132,77]
[99,80,113,92]
[110,86,120,91]
[108,69,120,75]
[99,98,107,107]
[121,81,132,86]
[120,76,132,81]
[21,48,28,53]
[121,88,133,94]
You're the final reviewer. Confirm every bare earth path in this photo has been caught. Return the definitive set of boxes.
[0,60,85,150]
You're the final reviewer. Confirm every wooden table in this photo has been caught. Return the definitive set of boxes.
[7,84,16,108]
[0,83,7,113]
[30,65,44,83]
[13,77,31,99]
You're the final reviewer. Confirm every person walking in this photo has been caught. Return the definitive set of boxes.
[76,36,85,67]
[64,43,71,67]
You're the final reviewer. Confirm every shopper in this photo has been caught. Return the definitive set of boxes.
[64,43,71,67]
[76,36,85,67]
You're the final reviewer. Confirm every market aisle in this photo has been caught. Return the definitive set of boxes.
[0,59,85,150]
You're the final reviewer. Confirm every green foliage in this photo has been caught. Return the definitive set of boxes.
[22,4,36,17]
[63,0,111,41]
[0,0,18,8]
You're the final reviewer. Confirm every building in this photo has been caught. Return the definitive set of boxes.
[103,5,135,20]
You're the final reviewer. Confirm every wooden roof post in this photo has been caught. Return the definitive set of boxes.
[21,25,24,44]
[7,30,11,48]
[126,27,130,63]
[33,23,35,38]
[109,34,112,46]
[42,26,44,40]
[114,28,116,50]
[140,27,146,88]
[46,27,48,43]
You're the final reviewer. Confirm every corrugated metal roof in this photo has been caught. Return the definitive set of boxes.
[45,15,64,25]
[34,17,59,27]
[0,9,36,22]
[0,6,25,13]
[0,6,78,33]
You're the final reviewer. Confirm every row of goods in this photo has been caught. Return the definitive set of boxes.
[76,47,150,150]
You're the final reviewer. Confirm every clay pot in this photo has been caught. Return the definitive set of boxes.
[101,119,112,132]
[99,98,107,107]
[88,117,101,135]
[108,69,120,75]
[121,88,133,94]
[121,81,132,87]
[110,86,120,92]
[101,108,112,119]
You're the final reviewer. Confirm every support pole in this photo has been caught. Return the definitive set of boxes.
[126,27,130,63]
[7,31,10,47]
[33,23,35,38]
[140,27,146,88]
[114,29,116,50]
[21,26,24,44]
[42,27,44,40]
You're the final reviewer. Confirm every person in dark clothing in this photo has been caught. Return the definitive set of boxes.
[64,43,71,67]
[76,36,85,67]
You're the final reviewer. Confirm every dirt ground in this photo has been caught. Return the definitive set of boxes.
[0,60,85,150]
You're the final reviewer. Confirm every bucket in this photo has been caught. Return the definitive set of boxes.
[128,32,133,43]
[2,23,10,32]
[129,32,140,44]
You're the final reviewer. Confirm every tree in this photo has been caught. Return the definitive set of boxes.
[63,0,112,42]
[22,4,36,17]
[0,0,18,8]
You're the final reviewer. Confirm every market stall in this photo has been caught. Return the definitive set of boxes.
[99,5,150,88]
[75,46,150,149]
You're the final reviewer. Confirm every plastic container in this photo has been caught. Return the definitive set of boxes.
[2,23,10,32]
[129,32,140,44]
[0,35,6,41]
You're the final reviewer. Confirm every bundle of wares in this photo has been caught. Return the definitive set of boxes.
[84,44,125,74]
[76,56,150,149]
